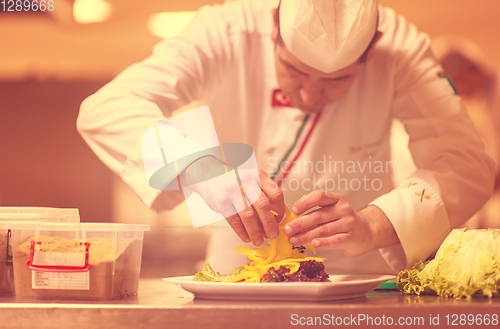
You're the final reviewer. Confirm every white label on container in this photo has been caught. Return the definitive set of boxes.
[32,271,90,290]
[33,252,86,267]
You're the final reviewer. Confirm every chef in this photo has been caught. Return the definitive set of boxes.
[77,0,494,274]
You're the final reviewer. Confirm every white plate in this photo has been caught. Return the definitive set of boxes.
[163,274,396,301]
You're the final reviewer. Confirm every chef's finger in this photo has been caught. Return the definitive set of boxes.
[292,190,343,215]
[225,212,251,243]
[283,207,335,236]
[250,191,279,239]
[226,185,255,243]
[238,205,265,246]
[242,190,269,239]
[284,198,355,236]
[310,234,349,250]
[288,219,346,245]
[259,170,285,221]
[234,183,266,245]
[258,220,268,239]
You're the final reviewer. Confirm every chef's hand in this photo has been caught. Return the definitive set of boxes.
[282,191,400,257]
[180,156,285,246]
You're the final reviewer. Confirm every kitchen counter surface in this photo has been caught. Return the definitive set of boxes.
[0,278,499,329]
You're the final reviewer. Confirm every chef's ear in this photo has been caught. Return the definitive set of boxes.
[271,7,279,43]
[365,31,384,62]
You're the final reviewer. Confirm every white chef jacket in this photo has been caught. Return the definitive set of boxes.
[77,0,494,275]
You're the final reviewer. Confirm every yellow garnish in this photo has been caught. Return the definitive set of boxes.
[232,206,323,282]
[304,242,316,254]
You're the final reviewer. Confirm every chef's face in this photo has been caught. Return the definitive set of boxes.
[271,7,380,113]
[273,40,365,113]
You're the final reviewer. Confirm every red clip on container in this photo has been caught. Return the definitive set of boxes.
[27,240,91,273]
[0,207,80,295]
[9,222,149,300]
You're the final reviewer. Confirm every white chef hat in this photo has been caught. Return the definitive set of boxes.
[279,0,379,73]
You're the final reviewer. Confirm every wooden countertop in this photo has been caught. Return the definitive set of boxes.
[0,279,499,329]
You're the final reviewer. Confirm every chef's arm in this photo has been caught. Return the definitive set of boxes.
[371,26,495,270]
[77,4,234,211]
[372,93,494,269]
[357,205,400,250]
[77,46,207,211]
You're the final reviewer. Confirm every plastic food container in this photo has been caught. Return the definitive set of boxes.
[0,207,80,295]
[9,222,150,300]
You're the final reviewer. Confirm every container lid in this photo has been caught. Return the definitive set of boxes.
[0,207,80,228]
[7,222,150,232]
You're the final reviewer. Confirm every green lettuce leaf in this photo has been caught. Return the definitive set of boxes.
[397,228,500,299]
[193,263,244,282]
